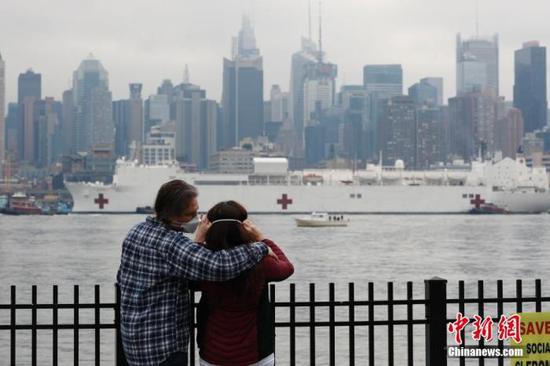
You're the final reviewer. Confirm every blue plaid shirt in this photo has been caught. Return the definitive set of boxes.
[117,216,268,366]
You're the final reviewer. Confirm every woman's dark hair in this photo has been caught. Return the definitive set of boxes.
[205,201,254,250]
[205,201,261,295]
[154,180,198,224]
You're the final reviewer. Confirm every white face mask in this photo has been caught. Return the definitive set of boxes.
[179,215,200,233]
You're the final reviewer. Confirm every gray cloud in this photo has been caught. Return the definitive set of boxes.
[1,0,549,104]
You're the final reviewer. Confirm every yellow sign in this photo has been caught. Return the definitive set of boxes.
[511,312,550,366]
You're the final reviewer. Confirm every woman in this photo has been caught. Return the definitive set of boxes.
[195,201,294,366]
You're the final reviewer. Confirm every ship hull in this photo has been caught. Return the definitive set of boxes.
[65,181,550,214]
[295,218,348,227]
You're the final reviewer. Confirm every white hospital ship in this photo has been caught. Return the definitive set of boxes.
[65,155,550,214]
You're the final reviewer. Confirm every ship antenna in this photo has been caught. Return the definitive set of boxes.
[378,150,383,185]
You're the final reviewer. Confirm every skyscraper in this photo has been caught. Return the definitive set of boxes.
[72,55,114,153]
[448,92,498,161]
[379,96,417,168]
[301,3,338,156]
[513,41,547,133]
[363,65,403,159]
[62,89,75,155]
[222,16,264,148]
[174,82,218,169]
[495,108,524,159]
[19,95,62,167]
[145,94,170,133]
[363,65,403,98]
[112,99,128,157]
[290,38,319,144]
[265,85,290,143]
[420,77,444,106]
[416,106,444,169]
[127,83,144,148]
[113,84,144,158]
[456,34,499,96]
[5,103,18,156]
[289,1,338,161]
[157,79,175,102]
[0,53,5,164]
[22,97,36,162]
[16,69,42,161]
[33,98,63,168]
[340,85,369,160]
[302,62,337,128]
[304,123,326,164]
[270,85,289,123]
[408,81,438,106]
[235,16,260,59]
[17,69,41,104]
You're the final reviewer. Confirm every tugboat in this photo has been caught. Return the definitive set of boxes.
[295,212,349,227]
[2,192,43,215]
[41,200,72,215]
[55,201,72,215]
[39,194,72,215]
[469,203,510,214]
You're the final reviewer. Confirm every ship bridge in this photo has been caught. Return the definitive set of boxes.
[248,158,293,185]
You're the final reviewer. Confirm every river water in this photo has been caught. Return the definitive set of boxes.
[1,214,550,365]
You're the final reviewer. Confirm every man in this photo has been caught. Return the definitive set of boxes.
[117,180,270,366]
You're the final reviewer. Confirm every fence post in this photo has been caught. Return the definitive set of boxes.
[425,277,447,366]
[115,284,129,366]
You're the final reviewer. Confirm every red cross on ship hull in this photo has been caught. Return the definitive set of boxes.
[470,194,485,209]
[277,194,293,210]
[94,193,109,209]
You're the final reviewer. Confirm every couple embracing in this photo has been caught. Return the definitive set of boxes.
[117,180,294,366]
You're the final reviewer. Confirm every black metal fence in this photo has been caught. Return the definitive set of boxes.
[1,278,548,365]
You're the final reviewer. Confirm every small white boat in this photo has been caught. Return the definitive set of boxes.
[295,212,349,227]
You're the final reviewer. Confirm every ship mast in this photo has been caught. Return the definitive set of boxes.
[377,150,383,185]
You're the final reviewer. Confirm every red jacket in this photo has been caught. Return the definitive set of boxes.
[197,239,294,366]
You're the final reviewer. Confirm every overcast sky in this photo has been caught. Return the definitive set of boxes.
[1,0,549,105]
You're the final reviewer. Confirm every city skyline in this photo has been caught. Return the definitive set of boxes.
[1,0,550,105]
